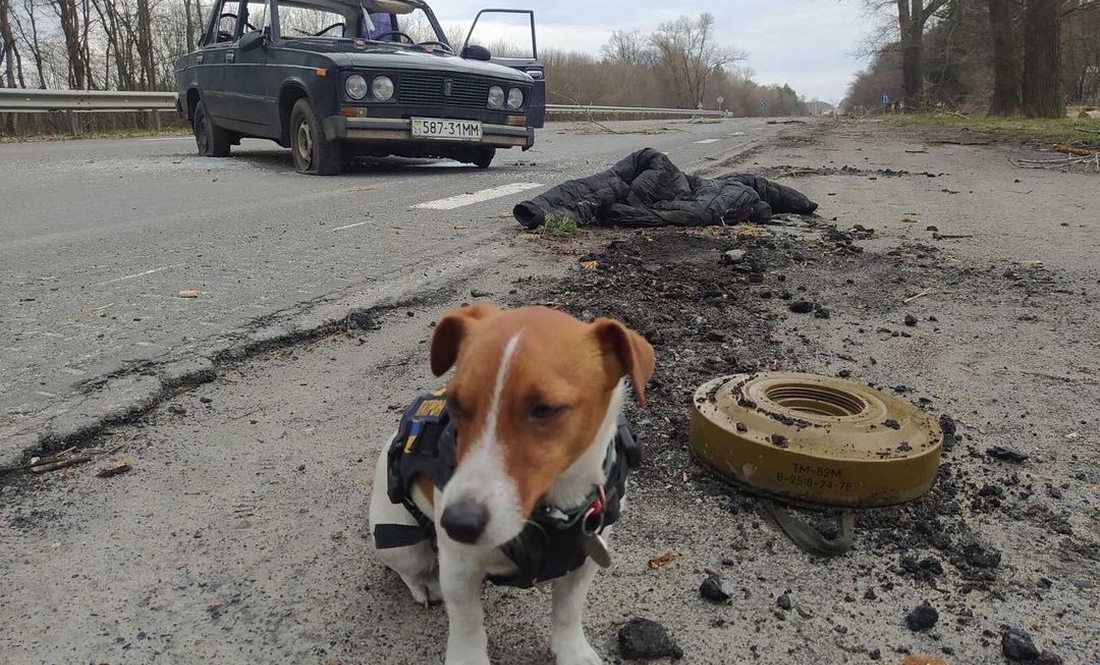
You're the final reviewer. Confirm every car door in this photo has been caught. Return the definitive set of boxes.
[463,9,545,128]
[221,0,276,134]
[198,0,243,122]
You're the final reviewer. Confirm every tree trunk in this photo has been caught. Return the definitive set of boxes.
[55,0,87,88]
[896,0,926,109]
[988,0,1021,115]
[136,0,154,89]
[185,0,194,52]
[0,0,17,87]
[1022,0,1064,118]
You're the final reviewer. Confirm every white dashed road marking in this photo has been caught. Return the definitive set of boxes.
[693,138,722,144]
[412,182,544,211]
[332,221,371,232]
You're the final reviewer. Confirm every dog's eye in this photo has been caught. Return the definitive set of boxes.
[530,403,566,421]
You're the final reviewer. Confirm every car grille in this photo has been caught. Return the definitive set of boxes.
[397,72,494,110]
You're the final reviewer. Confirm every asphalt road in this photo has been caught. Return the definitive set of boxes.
[2,120,1096,665]
[0,118,775,432]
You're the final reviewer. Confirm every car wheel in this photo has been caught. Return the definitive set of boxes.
[473,147,495,169]
[193,99,231,157]
[289,98,341,175]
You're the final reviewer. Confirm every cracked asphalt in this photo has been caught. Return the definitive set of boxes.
[0,118,773,462]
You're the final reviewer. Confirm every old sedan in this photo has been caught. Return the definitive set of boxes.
[175,0,544,174]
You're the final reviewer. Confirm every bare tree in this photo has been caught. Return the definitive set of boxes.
[52,0,90,87]
[988,0,1021,115]
[600,30,652,66]
[650,13,745,108]
[0,0,22,86]
[895,0,950,108]
[13,0,47,86]
[1022,0,1065,117]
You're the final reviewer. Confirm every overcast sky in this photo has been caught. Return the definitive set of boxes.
[430,0,876,104]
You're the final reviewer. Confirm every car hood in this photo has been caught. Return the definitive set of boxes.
[278,40,532,82]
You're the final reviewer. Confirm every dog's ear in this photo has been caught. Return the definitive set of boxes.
[591,318,656,407]
[429,303,500,376]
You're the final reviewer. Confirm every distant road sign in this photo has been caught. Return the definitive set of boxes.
[881,93,891,104]
[760,100,767,108]
[717,96,724,105]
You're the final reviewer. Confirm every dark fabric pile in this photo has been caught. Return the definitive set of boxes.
[513,147,818,229]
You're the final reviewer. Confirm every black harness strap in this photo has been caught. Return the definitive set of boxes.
[372,523,431,550]
[374,392,643,589]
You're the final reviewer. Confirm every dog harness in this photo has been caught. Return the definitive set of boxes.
[373,391,642,589]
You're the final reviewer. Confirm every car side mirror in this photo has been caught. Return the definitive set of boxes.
[239,30,267,52]
[461,44,492,61]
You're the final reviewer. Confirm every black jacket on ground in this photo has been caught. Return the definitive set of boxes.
[513,148,818,229]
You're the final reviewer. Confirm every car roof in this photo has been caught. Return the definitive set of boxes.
[274,0,430,14]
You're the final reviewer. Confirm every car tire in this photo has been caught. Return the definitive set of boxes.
[289,98,341,175]
[194,99,231,157]
[473,147,495,169]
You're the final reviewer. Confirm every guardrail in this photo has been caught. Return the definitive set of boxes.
[0,89,178,112]
[0,89,723,118]
[546,103,723,117]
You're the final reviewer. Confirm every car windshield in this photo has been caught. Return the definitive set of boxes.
[275,0,446,46]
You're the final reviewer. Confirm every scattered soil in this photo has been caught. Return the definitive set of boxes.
[516,182,1095,660]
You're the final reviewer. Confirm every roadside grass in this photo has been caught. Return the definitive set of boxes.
[888,114,1100,144]
[542,215,584,240]
[0,125,190,143]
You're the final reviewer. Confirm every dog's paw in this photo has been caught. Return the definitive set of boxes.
[399,572,443,607]
[552,638,603,665]
[423,576,443,606]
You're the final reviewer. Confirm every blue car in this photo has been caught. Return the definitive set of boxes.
[175,0,545,174]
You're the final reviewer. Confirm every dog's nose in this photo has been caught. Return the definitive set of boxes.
[440,500,489,544]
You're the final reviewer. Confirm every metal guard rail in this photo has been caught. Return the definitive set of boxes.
[0,89,723,117]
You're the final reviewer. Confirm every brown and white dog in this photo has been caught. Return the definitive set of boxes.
[368,304,654,665]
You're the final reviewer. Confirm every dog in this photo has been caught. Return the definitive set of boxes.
[368,304,654,665]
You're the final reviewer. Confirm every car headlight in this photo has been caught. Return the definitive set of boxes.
[345,74,368,100]
[507,87,524,110]
[488,85,505,109]
[372,75,395,101]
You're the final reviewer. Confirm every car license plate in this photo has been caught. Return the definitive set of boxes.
[410,117,483,142]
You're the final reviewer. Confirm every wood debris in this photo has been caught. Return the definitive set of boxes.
[96,459,132,478]
[647,552,677,570]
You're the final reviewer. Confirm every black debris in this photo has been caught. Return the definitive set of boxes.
[700,577,732,603]
[987,446,1029,463]
[939,414,957,449]
[776,592,793,610]
[904,314,918,327]
[1001,627,1040,662]
[906,601,939,631]
[618,618,683,661]
[789,300,815,314]
[962,543,1002,569]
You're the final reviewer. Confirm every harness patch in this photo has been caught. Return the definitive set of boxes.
[374,391,643,589]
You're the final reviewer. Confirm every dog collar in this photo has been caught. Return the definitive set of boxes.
[541,441,617,529]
